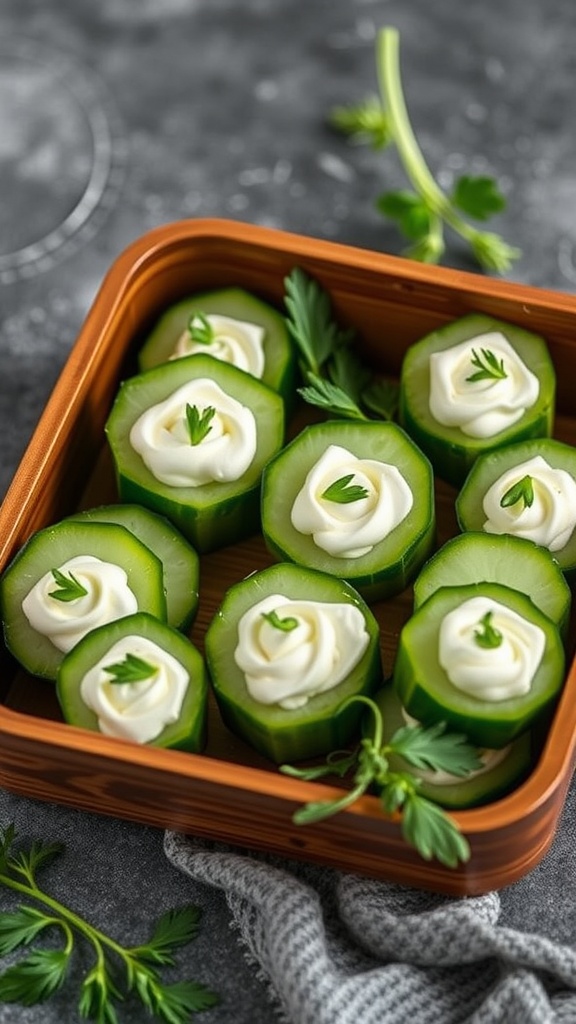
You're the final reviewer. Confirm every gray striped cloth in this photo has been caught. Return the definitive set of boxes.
[164,831,576,1024]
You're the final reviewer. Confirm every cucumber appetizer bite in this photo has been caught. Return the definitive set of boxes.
[413,531,571,640]
[399,313,555,487]
[57,612,208,751]
[68,503,200,631]
[393,582,565,749]
[105,352,285,553]
[137,286,296,401]
[374,684,532,809]
[261,420,435,603]
[0,520,167,680]
[455,437,576,579]
[204,562,382,764]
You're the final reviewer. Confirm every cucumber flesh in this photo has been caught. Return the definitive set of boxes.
[456,437,576,579]
[137,287,297,401]
[56,612,207,751]
[373,684,532,809]
[261,420,435,603]
[413,531,571,640]
[393,582,565,748]
[105,353,285,553]
[0,520,166,680]
[68,504,199,631]
[399,313,556,487]
[204,561,383,764]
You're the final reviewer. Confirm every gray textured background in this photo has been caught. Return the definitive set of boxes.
[1,1,576,1021]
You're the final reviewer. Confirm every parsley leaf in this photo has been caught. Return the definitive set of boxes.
[500,474,534,510]
[451,175,507,221]
[474,611,503,650]
[376,190,433,241]
[187,312,214,346]
[49,568,88,603]
[185,403,216,445]
[297,374,368,421]
[261,609,299,632]
[329,96,392,149]
[322,473,369,504]
[466,347,507,382]
[103,652,157,684]
[284,267,354,377]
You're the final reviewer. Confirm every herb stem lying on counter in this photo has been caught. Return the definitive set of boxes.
[280,695,482,868]
[0,825,218,1024]
[330,26,521,273]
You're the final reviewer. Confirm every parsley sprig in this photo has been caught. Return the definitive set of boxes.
[0,824,218,1023]
[187,313,214,346]
[500,474,534,510]
[280,695,481,867]
[284,267,399,422]
[103,653,157,684]
[185,403,215,446]
[329,27,521,273]
[466,347,507,382]
[322,474,369,504]
[49,568,88,603]
[262,609,299,632]
[474,612,503,650]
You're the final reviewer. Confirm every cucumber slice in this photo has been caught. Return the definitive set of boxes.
[0,521,167,681]
[456,437,576,579]
[56,612,207,751]
[204,562,382,764]
[68,504,199,631]
[261,420,435,603]
[399,313,555,487]
[373,684,532,809]
[137,287,297,401]
[105,353,285,553]
[413,532,571,640]
[393,582,565,748]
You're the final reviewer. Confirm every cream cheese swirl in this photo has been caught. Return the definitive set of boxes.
[429,331,539,438]
[438,596,545,702]
[290,444,413,558]
[79,635,189,743]
[22,556,138,653]
[482,455,576,552]
[234,593,370,709]
[171,313,265,378]
[129,377,257,487]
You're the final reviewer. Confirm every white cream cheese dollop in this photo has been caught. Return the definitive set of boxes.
[79,635,189,743]
[129,377,257,487]
[21,556,138,653]
[429,331,540,438]
[233,593,370,709]
[482,455,576,552]
[290,444,413,558]
[438,596,545,702]
[171,313,266,378]
[400,706,510,785]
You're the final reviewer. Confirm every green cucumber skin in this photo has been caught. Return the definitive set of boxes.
[413,531,571,641]
[261,420,436,603]
[455,437,576,580]
[373,685,532,809]
[68,504,200,631]
[0,521,167,681]
[105,353,285,553]
[205,562,383,764]
[56,612,208,752]
[137,287,297,401]
[393,582,565,749]
[398,313,556,488]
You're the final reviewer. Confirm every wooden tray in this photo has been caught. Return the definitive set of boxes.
[1,218,576,896]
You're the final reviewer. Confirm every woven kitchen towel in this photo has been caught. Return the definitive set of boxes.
[164,831,576,1024]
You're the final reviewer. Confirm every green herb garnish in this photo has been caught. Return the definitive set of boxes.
[185,403,215,445]
[466,347,507,382]
[284,267,399,423]
[329,27,521,273]
[103,652,157,684]
[187,312,214,346]
[0,824,219,1022]
[280,695,481,868]
[48,568,88,603]
[500,474,534,510]
[262,609,299,632]
[474,611,503,649]
[322,473,369,504]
